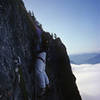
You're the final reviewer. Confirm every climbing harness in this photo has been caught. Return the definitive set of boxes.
[37,56,46,64]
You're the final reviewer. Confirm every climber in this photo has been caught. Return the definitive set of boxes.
[35,32,50,97]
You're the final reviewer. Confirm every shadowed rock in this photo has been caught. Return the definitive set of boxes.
[0,0,82,100]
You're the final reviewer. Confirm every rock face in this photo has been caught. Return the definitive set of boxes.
[0,0,81,100]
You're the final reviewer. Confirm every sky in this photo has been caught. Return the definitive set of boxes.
[23,0,100,54]
[72,63,100,100]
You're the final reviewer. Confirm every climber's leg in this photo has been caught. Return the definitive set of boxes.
[43,71,51,93]
[36,71,46,88]
[44,71,49,86]
[35,71,46,97]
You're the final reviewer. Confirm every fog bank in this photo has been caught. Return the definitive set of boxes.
[72,63,100,100]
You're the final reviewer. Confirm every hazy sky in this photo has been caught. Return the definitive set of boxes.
[23,0,100,54]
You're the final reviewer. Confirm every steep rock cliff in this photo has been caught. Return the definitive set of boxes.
[0,0,81,100]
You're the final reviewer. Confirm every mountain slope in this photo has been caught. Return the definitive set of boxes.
[86,54,100,64]
[70,53,100,64]
[0,0,81,100]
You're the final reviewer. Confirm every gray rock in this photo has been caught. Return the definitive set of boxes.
[0,0,81,100]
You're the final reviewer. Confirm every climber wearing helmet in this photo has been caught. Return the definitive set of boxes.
[35,31,50,97]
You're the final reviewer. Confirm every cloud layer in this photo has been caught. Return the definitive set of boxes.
[71,63,100,100]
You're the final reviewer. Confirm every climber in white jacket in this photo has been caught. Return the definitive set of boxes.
[35,52,49,87]
[35,32,50,96]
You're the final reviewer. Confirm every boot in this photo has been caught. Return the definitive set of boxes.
[39,88,46,97]
[46,84,51,93]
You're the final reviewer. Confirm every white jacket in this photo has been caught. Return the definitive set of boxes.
[35,52,46,72]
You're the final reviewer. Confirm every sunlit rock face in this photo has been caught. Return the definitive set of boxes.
[0,0,81,100]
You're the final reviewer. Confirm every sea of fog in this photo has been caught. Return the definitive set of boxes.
[72,63,100,100]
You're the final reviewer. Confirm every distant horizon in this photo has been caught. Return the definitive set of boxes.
[69,51,100,55]
[23,0,100,55]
